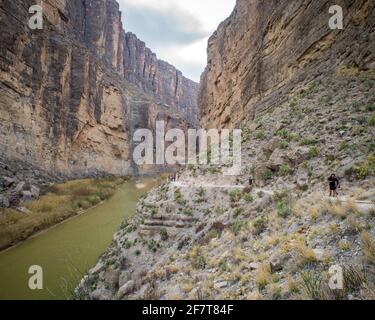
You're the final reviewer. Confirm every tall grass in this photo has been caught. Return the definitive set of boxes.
[0,177,127,251]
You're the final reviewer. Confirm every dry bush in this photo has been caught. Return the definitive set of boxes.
[361,231,375,264]
[308,207,320,221]
[293,238,317,265]
[255,263,272,289]
[0,178,124,250]
[322,201,346,219]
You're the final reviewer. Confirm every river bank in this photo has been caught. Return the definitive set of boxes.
[0,177,129,251]
[0,176,162,300]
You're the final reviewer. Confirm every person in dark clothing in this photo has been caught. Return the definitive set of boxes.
[328,174,340,197]
[248,176,254,191]
[249,177,253,186]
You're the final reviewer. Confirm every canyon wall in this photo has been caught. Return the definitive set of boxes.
[199,0,375,129]
[0,0,198,180]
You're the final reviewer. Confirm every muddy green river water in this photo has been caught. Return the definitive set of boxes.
[0,177,161,300]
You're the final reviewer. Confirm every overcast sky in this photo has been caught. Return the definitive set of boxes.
[117,0,236,82]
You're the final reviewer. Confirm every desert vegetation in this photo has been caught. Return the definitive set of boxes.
[0,177,127,250]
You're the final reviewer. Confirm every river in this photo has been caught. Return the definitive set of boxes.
[0,176,162,300]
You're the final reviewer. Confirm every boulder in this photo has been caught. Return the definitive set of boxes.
[16,207,31,214]
[270,253,291,272]
[104,269,120,289]
[118,280,135,297]
[262,137,282,155]
[14,181,26,193]
[356,203,375,215]
[91,261,105,274]
[312,248,326,261]
[22,190,32,202]
[287,147,309,166]
[30,185,40,198]
[295,169,309,189]
[254,164,271,186]
[118,271,131,288]
[91,288,112,300]
[2,176,15,188]
[268,149,290,171]
[214,280,228,289]
[0,195,10,208]
[249,262,260,270]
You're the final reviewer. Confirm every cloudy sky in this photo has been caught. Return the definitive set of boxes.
[117,0,236,82]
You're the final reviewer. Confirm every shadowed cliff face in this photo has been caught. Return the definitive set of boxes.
[0,0,198,179]
[199,0,375,129]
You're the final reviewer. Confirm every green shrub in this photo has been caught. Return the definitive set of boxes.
[308,146,320,159]
[255,130,266,140]
[174,188,186,206]
[124,239,132,249]
[368,115,375,126]
[229,189,242,203]
[261,169,273,180]
[287,133,300,142]
[279,164,292,177]
[352,155,375,179]
[215,207,225,216]
[207,166,220,174]
[243,193,254,202]
[230,220,247,234]
[218,260,228,272]
[279,141,289,149]
[147,239,160,252]
[252,215,268,235]
[368,142,375,153]
[276,128,289,139]
[367,103,375,112]
[273,190,290,203]
[180,207,193,216]
[233,207,244,218]
[195,255,206,269]
[339,141,349,151]
[276,202,292,218]
[300,137,318,146]
[160,228,168,241]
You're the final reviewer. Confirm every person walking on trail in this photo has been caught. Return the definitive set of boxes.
[328,174,340,197]
[248,176,254,191]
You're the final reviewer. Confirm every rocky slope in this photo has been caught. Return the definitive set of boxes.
[77,70,375,300]
[199,0,375,129]
[0,0,198,206]
[77,0,375,300]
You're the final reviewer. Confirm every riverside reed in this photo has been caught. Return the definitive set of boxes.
[0,177,128,251]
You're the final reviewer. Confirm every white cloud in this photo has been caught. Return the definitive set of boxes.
[117,0,235,82]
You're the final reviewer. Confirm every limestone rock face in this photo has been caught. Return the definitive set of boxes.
[0,0,198,179]
[199,0,375,129]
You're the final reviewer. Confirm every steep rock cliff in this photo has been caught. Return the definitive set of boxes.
[199,0,375,129]
[0,0,198,181]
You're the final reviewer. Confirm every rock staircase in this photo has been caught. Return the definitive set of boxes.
[137,212,199,239]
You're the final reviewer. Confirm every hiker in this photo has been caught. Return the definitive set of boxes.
[248,176,253,191]
[328,174,340,197]
[249,176,253,186]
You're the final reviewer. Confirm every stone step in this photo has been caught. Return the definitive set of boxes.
[143,219,186,228]
[151,214,198,222]
[138,225,186,238]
